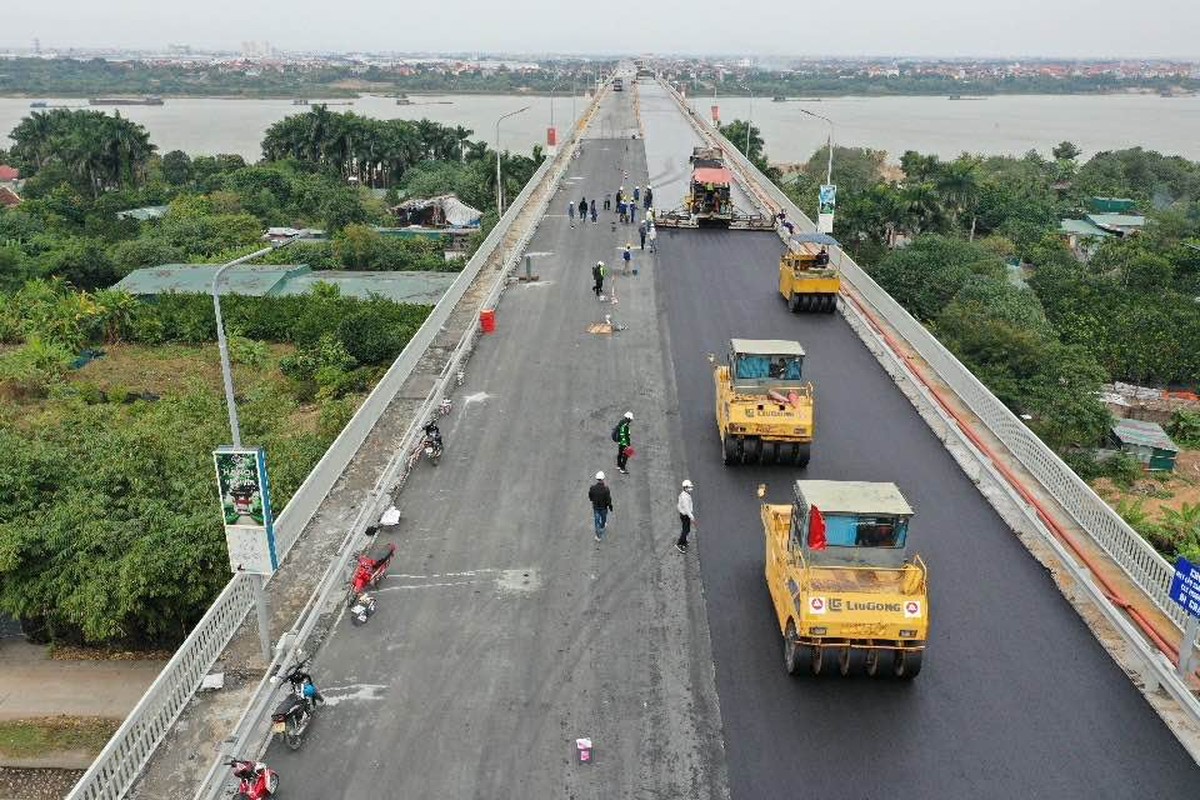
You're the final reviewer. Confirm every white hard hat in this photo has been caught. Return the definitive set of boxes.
[623,411,633,420]
[597,260,604,266]
[595,471,606,480]
[682,479,693,489]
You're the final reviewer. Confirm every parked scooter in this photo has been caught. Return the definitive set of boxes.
[346,541,395,623]
[227,758,279,799]
[422,421,444,465]
[270,660,322,750]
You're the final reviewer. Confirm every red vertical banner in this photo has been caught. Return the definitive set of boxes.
[711,105,720,123]
[808,505,827,550]
[547,127,557,147]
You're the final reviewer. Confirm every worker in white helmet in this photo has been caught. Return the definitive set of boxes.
[589,471,613,541]
[677,480,696,553]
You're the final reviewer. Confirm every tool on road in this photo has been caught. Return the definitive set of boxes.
[710,338,814,466]
[760,481,928,678]
[779,233,841,313]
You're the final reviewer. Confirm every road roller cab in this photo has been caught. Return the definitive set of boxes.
[779,233,841,314]
[712,338,814,467]
[761,480,928,678]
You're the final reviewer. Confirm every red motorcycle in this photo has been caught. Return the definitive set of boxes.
[227,758,279,799]
[347,542,395,605]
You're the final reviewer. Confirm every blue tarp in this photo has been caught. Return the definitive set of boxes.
[791,232,840,247]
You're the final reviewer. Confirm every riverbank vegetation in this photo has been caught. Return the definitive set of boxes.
[1,57,616,99]
[737,123,1200,561]
[0,107,543,647]
[696,72,1200,98]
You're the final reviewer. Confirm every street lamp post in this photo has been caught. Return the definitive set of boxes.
[737,84,755,158]
[495,105,531,217]
[212,233,301,663]
[800,108,835,186]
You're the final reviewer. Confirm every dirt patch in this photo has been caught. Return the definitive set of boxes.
[69,343,295,400]
[1092,449,1200,520]
[0,767,84,800]
[48,645,172,662]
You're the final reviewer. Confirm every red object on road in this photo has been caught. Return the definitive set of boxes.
[480,309,496,334]
[622,446,636,459]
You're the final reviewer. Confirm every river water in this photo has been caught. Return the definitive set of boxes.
[691,93,1200,164]
[2,91,1198,164]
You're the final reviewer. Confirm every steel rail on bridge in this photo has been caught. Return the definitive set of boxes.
[658,78,1200,756]
[65,91,607,800]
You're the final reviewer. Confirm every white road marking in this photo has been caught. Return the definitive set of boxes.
[319,684,389,706]
[373,568,540,594]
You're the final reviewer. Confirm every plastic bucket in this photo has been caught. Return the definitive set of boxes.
[480,309,496,334]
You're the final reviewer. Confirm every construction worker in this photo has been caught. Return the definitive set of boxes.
[638,219,647,250]
[589,471,613,541]
[613,412,633,474]
[633,185,641,203]
[644,185,653,209]
[567,201,575,227]
[622,244,632,273]
[676,479,696,552]
[593,260,606,298]
[648,224,657,253]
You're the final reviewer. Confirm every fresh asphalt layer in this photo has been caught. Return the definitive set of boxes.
[264,89,728,799]
[640,80,1200,798]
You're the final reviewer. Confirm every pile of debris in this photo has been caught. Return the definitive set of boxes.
[1099,381,1200,424]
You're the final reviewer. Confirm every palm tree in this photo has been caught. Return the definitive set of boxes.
[937,156,982,240]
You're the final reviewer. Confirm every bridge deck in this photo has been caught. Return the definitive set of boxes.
[227,82,1197,798]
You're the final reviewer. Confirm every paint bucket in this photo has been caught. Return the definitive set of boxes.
[480,309,496,334]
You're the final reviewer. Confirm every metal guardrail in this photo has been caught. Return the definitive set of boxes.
[659,81,1200,708]
[189,92,609,800]
[67,94,606,800]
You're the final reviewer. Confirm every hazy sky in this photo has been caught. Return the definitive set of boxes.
[4,0,1197,58]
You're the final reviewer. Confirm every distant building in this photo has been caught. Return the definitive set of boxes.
[1086,213,1145,237]
[1108,418,1179,472]
[1059,218,1112,259]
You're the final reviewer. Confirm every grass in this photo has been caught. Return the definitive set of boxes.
[0,717,119,759]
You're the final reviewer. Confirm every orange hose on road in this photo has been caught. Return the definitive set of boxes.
[842,289,1192,672]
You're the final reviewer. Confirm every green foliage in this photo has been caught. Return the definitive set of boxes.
[0,337,74,399]
[161,150,192,186]
[1167,409,1200,448]
[227,335,269,368]
[868,235,1006,321]
[9,109,155,198]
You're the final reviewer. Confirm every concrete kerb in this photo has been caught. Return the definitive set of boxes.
[656,78,1200,759]
[190,87,610,800]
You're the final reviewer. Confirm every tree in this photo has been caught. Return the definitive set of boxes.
[868,235,1006,321]
[161,150,193,186]
[1052,141,1082,162]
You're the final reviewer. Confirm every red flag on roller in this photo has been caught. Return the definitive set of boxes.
[808,505,827,551]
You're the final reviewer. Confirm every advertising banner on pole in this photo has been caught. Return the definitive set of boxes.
[711,105,720,124]
[213,446,278,575]
[818,184,837,234]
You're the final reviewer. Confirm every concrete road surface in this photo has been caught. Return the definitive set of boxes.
[640,79,1200,799]
[262,88,728,799]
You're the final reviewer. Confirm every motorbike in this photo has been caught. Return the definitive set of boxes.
[422,422,444,465]
[270,660,321,750]
[347,541,395,607]
[227,758,279,799]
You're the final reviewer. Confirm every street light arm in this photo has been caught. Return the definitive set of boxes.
[494,106,531,216]
[212,233,304,446]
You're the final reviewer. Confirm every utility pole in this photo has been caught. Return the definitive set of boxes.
[494,106,530,216]
[212,233,301,663]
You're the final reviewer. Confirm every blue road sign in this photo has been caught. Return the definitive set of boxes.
[1169,557,1200,618]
